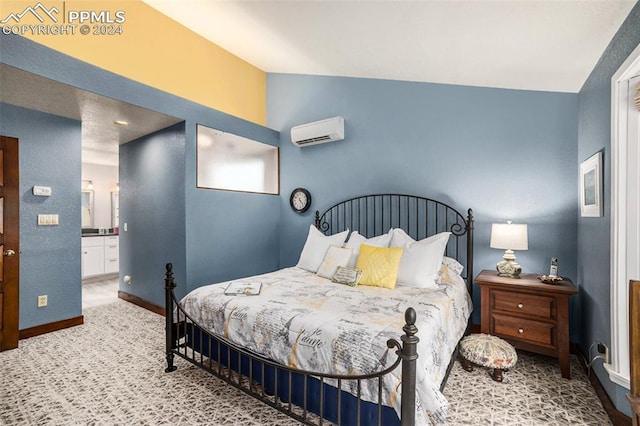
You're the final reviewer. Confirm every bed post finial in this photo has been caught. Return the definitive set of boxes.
[164,262,177,373]
[400,307,418,426]
[466,208,474,298]
[165,263,175,289]
[404,307,416,328]
[314,210,321,230]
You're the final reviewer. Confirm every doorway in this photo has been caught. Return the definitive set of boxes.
[1,135,20,351]
[81,160,120,309]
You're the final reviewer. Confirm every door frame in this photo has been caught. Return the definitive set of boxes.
[606,42,640,389]
[1,135,19,351]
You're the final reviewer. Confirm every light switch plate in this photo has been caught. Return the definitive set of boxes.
[37,214,59,226]
[33,186,52,196]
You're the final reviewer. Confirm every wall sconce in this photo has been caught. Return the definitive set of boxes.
[490,221,528,278]
[82,180,94,191]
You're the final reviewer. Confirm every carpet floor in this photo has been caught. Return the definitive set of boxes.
[1,300,611,425]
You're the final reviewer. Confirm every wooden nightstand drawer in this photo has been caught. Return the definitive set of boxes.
[493,314,555,346]
[476,270,577,379]
[493,290,554,319]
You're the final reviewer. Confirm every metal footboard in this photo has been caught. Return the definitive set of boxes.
[164,263,419,426]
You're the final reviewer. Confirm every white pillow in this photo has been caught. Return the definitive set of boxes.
[390,229,451,289]
[316,246,353,279]
[297,226,349,273]
[389,228,413,248]
[344,230,392,268]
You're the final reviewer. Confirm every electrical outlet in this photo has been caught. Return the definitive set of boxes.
[37,295,48,307]
[596,342,610,364]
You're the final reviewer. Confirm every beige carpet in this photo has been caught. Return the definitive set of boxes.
[0,300,611,425]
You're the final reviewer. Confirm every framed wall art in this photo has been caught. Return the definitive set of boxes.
[580,151,603,217]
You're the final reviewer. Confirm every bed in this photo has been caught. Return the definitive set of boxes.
[164,193,474,425]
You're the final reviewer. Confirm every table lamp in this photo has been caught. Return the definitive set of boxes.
[490,221,528,278]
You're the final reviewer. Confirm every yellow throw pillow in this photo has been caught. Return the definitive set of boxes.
[355,244,404,289]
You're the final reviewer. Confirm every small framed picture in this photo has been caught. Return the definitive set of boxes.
[580,152,603,217]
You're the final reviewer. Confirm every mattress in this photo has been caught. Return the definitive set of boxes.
[178,266,472,425]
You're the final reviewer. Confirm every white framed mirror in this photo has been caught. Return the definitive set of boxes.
[111,191,119,228]
[82,190,94,228]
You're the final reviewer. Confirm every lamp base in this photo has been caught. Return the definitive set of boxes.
[496,259,522,278]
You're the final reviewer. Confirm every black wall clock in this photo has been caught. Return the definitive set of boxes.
[290,188,311,213]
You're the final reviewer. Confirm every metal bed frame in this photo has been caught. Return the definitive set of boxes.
[315,194,474,288]
[164,193,474,426]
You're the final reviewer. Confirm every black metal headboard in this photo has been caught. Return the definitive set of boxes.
[314,193,474,289]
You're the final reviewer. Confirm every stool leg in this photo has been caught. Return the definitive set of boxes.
[460,357,474,372]
[491,368,504,382]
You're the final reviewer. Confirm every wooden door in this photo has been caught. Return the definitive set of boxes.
[0,136,19,351]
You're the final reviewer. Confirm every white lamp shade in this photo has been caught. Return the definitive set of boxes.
[490,223,528,251]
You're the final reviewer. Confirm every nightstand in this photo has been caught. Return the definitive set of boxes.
[475,270,578,379]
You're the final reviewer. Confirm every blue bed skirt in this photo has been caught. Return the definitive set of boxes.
[185,323,400,426]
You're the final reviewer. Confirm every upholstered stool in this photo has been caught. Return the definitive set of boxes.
[459,333,517,382]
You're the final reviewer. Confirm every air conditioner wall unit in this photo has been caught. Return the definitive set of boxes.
[290,116,344,147]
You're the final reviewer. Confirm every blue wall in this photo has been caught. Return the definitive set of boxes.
[183,122,280,293]
[577,2,640,417]
[184,175,281,292]
[119,120,281,307]
[1,34,280,313]
[267,75,578,328]
[119,123,188,306]
[0,103,82,329]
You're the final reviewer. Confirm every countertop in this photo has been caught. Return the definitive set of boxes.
[82,232,119,237]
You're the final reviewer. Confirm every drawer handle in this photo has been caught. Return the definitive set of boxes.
[518,328,524,334]
[517,303,524,309]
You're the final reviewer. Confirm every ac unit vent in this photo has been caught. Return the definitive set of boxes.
[297,135,333,145]
[291,117,344,147]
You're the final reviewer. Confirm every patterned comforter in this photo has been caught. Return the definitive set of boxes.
[178,266,472,425]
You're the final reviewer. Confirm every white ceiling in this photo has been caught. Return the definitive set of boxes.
[143,0,637,93]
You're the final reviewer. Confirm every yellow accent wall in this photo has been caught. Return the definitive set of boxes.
[0,0,266,125]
